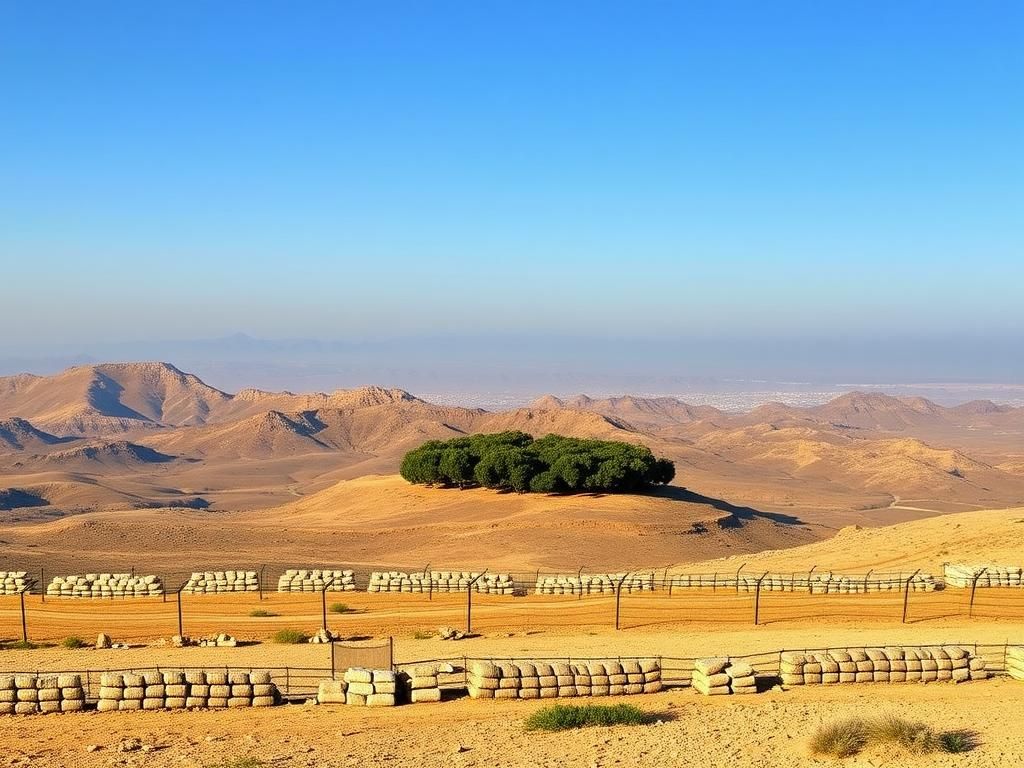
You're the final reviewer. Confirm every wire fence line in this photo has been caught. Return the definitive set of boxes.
[4,573,1024,644]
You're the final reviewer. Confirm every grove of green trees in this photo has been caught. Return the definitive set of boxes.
[399,431,676,494]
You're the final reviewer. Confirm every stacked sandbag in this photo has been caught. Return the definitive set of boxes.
[402,664,443,703]
[277,569,356,592]
[535,573,655,595]
[343,668,397,706]
[733,572,938,593]
[0,674,85,715]
[367,570,513,594]
[691,658,731,695]
[0,571,32,595]
[467,659,660,699]
[725,661,757,694]
[945,563,1024,588]
[96,670,277,711]
[182,570,259,594]
[46,573,163,598]
[316,679,348,704]
[1007,647,1024,680]
[672,574,743,589]
[780,646,985,686]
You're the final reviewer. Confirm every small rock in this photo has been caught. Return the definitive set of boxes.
[95,633,112,649]
[85,745,101,753]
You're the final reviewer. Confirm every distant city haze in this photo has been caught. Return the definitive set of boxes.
[1,333,1022,409]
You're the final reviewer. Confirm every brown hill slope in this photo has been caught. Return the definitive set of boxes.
[0,475,816,572]
[690,504,1024,573]
[0,362,230,435]
[0,417,70,453]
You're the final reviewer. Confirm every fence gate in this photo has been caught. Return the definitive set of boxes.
[330,637,394,676]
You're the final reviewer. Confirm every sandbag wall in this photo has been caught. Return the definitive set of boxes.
[467,659,661,699]
[341,668,398,706]
[368,571,513,594]
[0,571,32,596]
[46,573,163,598]
[277,569,356,592]
[96,670,278,710]
[780,646,988,686]
[945,564,1024,588]
[535,573,655,595]
[691,659,756,695]
[0,675,85,714]
[1007,647,1024,679]
[182,570,259,594]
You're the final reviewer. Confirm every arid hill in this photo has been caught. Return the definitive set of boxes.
[0,474,816,573]
[0,363,1023,527]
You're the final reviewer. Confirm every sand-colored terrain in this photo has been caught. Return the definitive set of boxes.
[2,362,1024,524]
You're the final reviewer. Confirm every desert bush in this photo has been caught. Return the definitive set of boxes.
[939,731,978,754]
[524,703,652,731]
[0,640,40,651]
[328,603,354,614]
[60,635,87,649]
[205,758,267,768]
[271,628,309,644]
[811,715,974,758]
[248,609,279,618]
[866,714,938,754]
[809,717,868,758]
[412,629,434,640]
[401,432,675,493]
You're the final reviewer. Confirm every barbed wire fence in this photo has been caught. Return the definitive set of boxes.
[3,561,1024,644]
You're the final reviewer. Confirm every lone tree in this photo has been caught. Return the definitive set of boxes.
[400,432,675,494]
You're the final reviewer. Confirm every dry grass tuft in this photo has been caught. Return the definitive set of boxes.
[811,714,977,758]
[809,717,868,757]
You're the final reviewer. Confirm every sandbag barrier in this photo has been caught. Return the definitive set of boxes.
[368,571,514,594]
[315,668,398,706]
[467,659,662,699]
[0,675,85,714]
[779,646,988,686]
[945,563,1024,588]
[672,572,938,593]
[277,569,356,592]
[535,573,655,595]
[692,659,757,695]
[0,571,32,596]
[46,573,163,598]
[1008,647,1024,679]
[95,670,279,711]
[181,570,259,594]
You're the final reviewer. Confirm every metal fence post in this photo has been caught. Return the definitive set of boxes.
[40,567,44,602]
[735,562,747,594]
[902,569,921,624]
[968,568,988,618]
[753,572,768,625]
[321,576,337,632]
[176,587,184,637]
[614,572,631,630]
[19,587,28,643]
[466,571,486,634]
[258,564,266,601]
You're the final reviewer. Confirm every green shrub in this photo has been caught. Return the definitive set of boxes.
[939,731,977,754]
[271,628,309,644]
[524,703,653,732]
[412,629,434,640]
[328,603,354,614]
[1,640,40,651]
[60,636,87,649]
[401,432,675,493]
[248,609,279,617]
[205,759,268,768]
[809,718,868,758]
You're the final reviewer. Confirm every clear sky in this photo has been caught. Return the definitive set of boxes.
[1,1,1022,349]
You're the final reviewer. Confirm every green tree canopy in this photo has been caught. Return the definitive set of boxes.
[400,432,676,494]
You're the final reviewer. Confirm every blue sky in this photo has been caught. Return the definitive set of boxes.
[1,1,1022,348]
